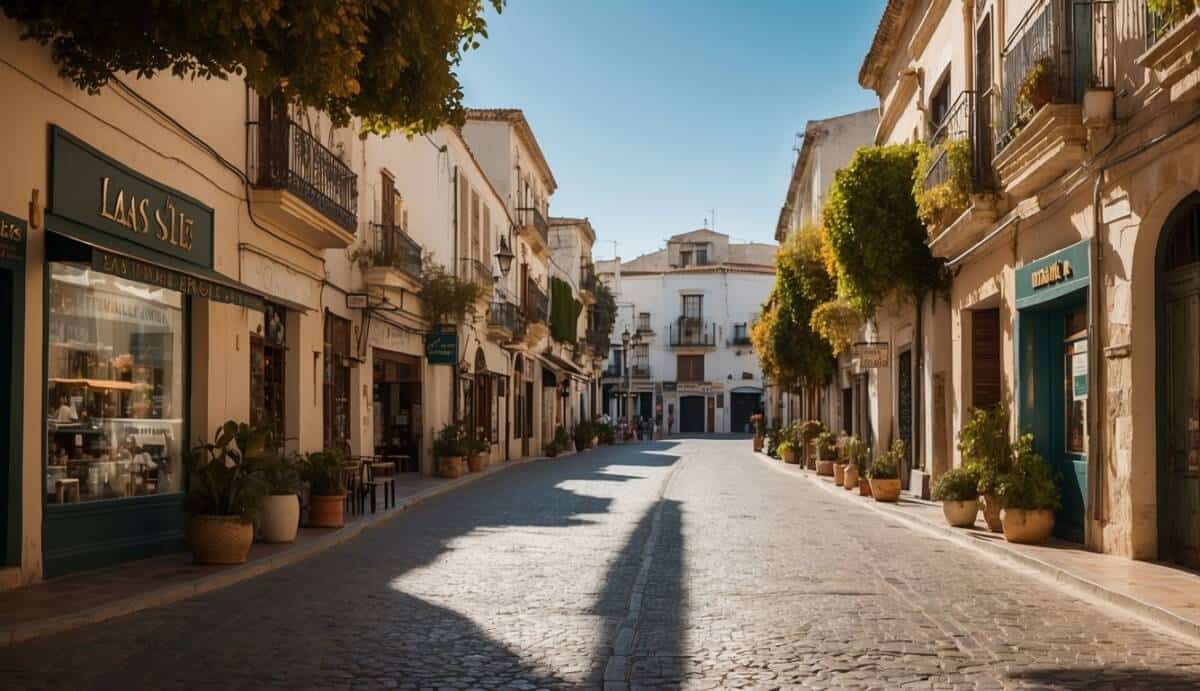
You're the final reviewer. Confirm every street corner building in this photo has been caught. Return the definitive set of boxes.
[0,20,608,588]
[778,0,1200,567]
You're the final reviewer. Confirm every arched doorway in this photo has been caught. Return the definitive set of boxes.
[1158,192,1200,568]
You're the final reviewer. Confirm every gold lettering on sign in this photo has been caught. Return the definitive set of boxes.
[0,218,22,242]
[1031,259,1073,290]
[101,177,194,250]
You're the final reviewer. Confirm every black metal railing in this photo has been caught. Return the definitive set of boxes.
[517,206,549,246]
[460,257,492,289]
[669,317,716,348]
[369,223,422,279]
[580,261,597,292]
[248,93,358,234]
[524,278,549,324]
[730,323,752,346]
[637,315,653,332]
[630,364,651,379]
[1146,0,1195,47]
[923,91,994,192]
[997,0,1113,151]
[586,328,611,353]
[603,363,622,378]
[488,300,524,334]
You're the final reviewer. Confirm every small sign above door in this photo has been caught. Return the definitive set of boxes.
[851,341,890,369]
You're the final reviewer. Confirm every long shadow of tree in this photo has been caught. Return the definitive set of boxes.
[0,443,687,690]
[1008,666,1200,690]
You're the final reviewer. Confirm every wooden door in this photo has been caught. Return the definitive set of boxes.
[898,349,913,487]
[972,308,1002,408]
[1165,282,1200,567]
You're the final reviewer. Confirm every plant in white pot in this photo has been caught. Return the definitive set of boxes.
[996,435,1061,545]
[186,421,268,565]
[258,452,303,543]
[932,466,980,528]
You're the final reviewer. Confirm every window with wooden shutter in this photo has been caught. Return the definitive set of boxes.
[381,171,395,228]
[678,354,704,382]
[483,205,492,270]
[471,190,481,261]
[971,308,1001,408]
[458,172,470,260]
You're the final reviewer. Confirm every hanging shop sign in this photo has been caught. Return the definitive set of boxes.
[50,127,215,268]
[0,211,26,263]
[91,250,264,310]
[851,341,890,369]
[425,326,458,365]
[1015,239,1090,309]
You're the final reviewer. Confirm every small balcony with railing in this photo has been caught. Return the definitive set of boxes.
[521,278,550,346]
[247,92,359,248]
[361,222,424,290]
[728,323,752,347]
[630,363,651,379]
[993,0,1113,198]
[460,257,493,289]
[669,317,717,349]
[579,260,598,296]
[1138,0,1200,102]
[487,300,525,342]
[516,205,549,255]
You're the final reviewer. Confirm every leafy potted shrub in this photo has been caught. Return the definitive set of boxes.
[842,435,868,491]
[573,420,594,452]
[751,413,764,452]
[300,449,347,528]
[555,425,572,453]
[466,435,489,473]
[996,435,1061,544]
[778,441,796,464]
[800,420,825,470]
[959,405,1012,532]
[186,421,268,564]
[1018,57,1056,113]
[815,430,837,477]
[932,466,981,528]
[258,451,303,543]
[433,422,468,479]
[867,441,904,502]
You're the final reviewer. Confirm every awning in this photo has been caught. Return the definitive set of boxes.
[538,351,588,381]
[47,214,302,312]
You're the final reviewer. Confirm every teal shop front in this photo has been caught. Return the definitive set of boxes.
[43,127,269,577]
[1015,239,1090,543]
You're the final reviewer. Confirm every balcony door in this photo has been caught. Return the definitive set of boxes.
[975,11,995,185]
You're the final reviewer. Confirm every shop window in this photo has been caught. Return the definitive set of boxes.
[251,303,287,446]
[373,350,421,469]
[46,262,185,503]
[323,312,352,453]
[1064,307,1088,455]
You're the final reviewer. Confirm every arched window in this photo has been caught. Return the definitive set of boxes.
[1163,196,1200,272]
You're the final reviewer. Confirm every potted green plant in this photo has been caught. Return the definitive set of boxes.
[959,405,1012,532]
[778,440,796,464]
[867,440,904,502]
[186,421,268,564]
[433,422,468,478]
[466,435,489,473]
[573,420,594,452]
[932,466,981,528]
[1018,57,1056,113]
[800,420,825,470]
[300,449,347,528]
[751,413,765,452]
[996,434,1061,544]
[815,430,837,477]
[842,435,868,491]
[258,451,303,543]
[554,425,572,454]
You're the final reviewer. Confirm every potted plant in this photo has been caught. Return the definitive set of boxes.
[258,452,303,543]
[778,441,796,464]
[751,414,764,452]
[597,422,615,445]
[815,430,837,477]
[932,466,981,528]
[555,425,572,454]
[996,434,1061,544]
[800,420,825,470]
[466,435,488,473]
[300,449,347,528]
[867,441,904,502]
[573,421,594,452]
[186,421,268,564]
[1018,57,1056,112]
[434,422,468,478]
[959,405,1012,532]
[842,435,867,490]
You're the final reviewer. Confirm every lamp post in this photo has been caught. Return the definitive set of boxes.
[621,327,631,423]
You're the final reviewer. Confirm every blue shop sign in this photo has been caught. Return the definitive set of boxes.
[1015,239,1090,309]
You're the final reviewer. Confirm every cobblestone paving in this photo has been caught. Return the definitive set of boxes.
[2,438,1200,690]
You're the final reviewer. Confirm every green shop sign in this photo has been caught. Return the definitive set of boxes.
[0,211,26,264]
[50,127,214,268]
[425,327,458,365]
[1015,239,1090,309]
[91,250,265,311]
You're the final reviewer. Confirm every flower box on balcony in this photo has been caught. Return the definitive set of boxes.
[992,103,1086,200]
[1137,9,1200,104]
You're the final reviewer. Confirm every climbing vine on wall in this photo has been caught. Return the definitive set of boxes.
[550,277,582,343]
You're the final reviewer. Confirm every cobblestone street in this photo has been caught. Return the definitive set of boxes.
[4,438,1200,690]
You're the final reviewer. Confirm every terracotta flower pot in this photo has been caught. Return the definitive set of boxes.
[1001,508,1055,544]
[981,493,1004,532]
[260,494,300,543]
[308,493,347,528]
[942,499,979,528]
[753,436,763,452]
[439,456,465,479]
[467,454,485,473]
[189,515,253,565]
[816,460,836,477]
[783,448,797,464]
[834,463,846,485]
[869,478,901,502]
[858,477,872,496]
[843,465,859,490]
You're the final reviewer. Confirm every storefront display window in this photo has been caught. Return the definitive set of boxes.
[1064,307,1088,456]
[251,303,286,446]
[45,262,184,504]
[372,351,420,470]
[323,313,351,452]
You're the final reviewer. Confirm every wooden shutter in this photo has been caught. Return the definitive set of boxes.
[471,190,481,261]
[678,355,704,382]
[381,171,395,227]
[458,172,470,262]
[971,308,1001,408]
[483,205,492,270]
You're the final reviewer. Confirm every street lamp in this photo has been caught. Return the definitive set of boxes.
[494,233,515,276]
[621,328,631,423]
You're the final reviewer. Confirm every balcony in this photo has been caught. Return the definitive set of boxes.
[460,257,493,290]
[922,91,1001,255]
[585,327,611,354]
[487,300,525,342]
[636,315,654,334]
[248,93,358,248]
[993,0,1110,198]
[1138,1,1200,103]
[630,364,651,379]
[361,222,423,290]
[669,317,716,348]
[521,278,550,346]
[580,261,598,294]
[729,323,752,346]
[517,206,549,255]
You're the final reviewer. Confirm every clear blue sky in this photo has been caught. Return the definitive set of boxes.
[458,0,885,261]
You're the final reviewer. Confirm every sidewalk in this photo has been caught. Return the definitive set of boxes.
[0,455,543,647]
[756,451,1200,647]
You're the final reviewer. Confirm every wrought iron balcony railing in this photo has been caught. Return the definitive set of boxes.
[729,323,752,346]
[524,278,549,324]
[586,327,611,353]
[368,223,422,279]
[580,261,597,292]
[997,0,1114,151]
[487,300,524,334]
[923,90,993,193]
[248,93,358,234]
[460,257,492,289]
[517,206,549,246]
[669,317,716,348]
[630,364,651,379]
[603,364,622,378]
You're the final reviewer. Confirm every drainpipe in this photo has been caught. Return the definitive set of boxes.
[914,290,924,477]
[452,165,460,425]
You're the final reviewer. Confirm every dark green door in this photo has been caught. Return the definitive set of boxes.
[680,396,705,434]
[1163,271,1200,568]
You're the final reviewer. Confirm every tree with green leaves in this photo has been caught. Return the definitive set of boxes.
[1,0,502,134]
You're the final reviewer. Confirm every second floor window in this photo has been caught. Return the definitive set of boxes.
[637,312,651,331]
[677,354,704,382]
[635,343,649,366]
[733,323,748,343]
[683,295,703,320]
[680,250,692,267]
[930,71,951,131]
